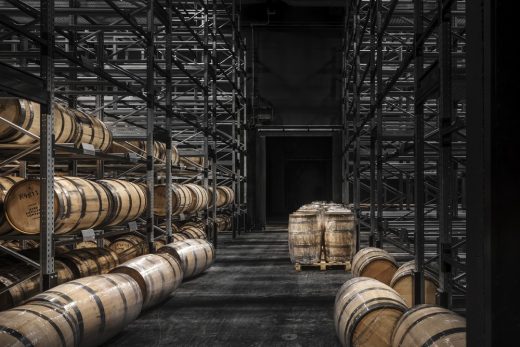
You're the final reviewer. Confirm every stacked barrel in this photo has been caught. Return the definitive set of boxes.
[0,98,112,151]
[288,202,356,265]
[110,140,180,165]
[154,184,234,216]
[334,246,465,346]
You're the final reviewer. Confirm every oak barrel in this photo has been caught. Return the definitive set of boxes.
[0,98,41,144]
[57,247,119,279]
[390,261,439,307]
[75,238,111,249]
[288,212,321,264]
[110,253,183,309]
[0,302,79,347]
[391,305,466,347]
[334,277,407,347]
[217,186,235,207]
[4,177,111,235]
[184,183,209,214]
[72,108,112,152]
[109,234,147,263]
[154,183,192,216]
[0,176,24,236]
[28,273,143,347]
[172,233,189,242]
[351,247,398,285]
[180,224,207,239]
[98,179,147,226]
[158,239,215,279]
[0,261,74,311]
[323,211,356,263]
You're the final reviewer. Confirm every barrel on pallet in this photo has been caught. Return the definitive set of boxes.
[158,239,215,279]
[180,224,206,239]
[390,261,439,307]
[391,305,466,347]
[4,177,111,235]
[0,261,74,310]
[351,247,398,285]
[0,302,79,347]
[0,98,42,144]
[323,211,356,263]
[28,273,143,347]
[109,234,147,263]
[154,183,192,216]
[335,277,408,347]
[184,183,209,214]
[57,247,119,279]
[111,253,183,309]
[288,212,321,265]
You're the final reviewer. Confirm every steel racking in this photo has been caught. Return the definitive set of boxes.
[342,0,467,312]
[0,0,246,291]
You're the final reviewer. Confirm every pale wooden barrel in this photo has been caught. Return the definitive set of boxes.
[73,109,112,152]
[75,238,111,249]
[335,277,407,347]
[98,179,147,226]
[323,211,356,263]
[0,261,74,311]
[0,98,41,144]
[217,186,235,207]
[215,215,227,232]
[110,253,183,309]
[172,233,189,242]
[57,247,119,279]
[4,177,111,235]
[0,176,24,236]
[111,140,169,162]
[28,273,143,347]
[352,247,398,285]
[158,239,215,279]
[180,156,204,168]
[180,224,206,239]
[297,205,324,230]
[172,145,180,165]
[184,183,209,214]
[109,234,147,263]
[390,261,439,307]
[53,103,79,144]
[0,239,39,250]
[154,183,192,216]
[0,302,80,347]
[154,237,167,250]
[288,212,321,264]
[391,305,466,347]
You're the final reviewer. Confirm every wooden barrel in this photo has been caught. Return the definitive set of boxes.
[57,248,119,279]
[184,183,209,214]
[288,212,321,264]
[28,273,143,347]
[217,186,235,207]
[154,238,167,250]
[72,109,112,152]
[4,177,111,235]
[390,261,439,307]
[335,277,407,347]
[172,145,179,166]
[154,183,192,216]
[53,103,79,144]
[0,261,74,311]
[109,234,147,263]
[180,156,204,168]
[172,233,189,242]
[75,238,111,249]
[0,176,24,236]
[111,140,166,161]
[0,239,39,251]
[323,211,356,263]
[215,215,227,232]
[110,253,183,309]
[180,224,206,239]
[0,302,80,347]
[352,247,398,285]
[98,179,147,227]
[391,305,466,347]
[158,239,215,279]
[0,98,42,144]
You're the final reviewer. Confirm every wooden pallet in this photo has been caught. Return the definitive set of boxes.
[295,261,351,272]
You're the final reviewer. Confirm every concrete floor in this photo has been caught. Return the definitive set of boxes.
[105,230,350,347]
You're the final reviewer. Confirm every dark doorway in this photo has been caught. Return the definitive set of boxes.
[266,136,332,223]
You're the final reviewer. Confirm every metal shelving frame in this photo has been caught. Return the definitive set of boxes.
[0,0,246,291]
[342,0,467,312]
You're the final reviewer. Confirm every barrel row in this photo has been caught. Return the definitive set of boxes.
[334,277,466,347]
[0,98,112,151]
[0,239,215,346]
[110,140,180,165]
[351,247,440,308]
[288,203,356,265]
[2,176,147,235]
